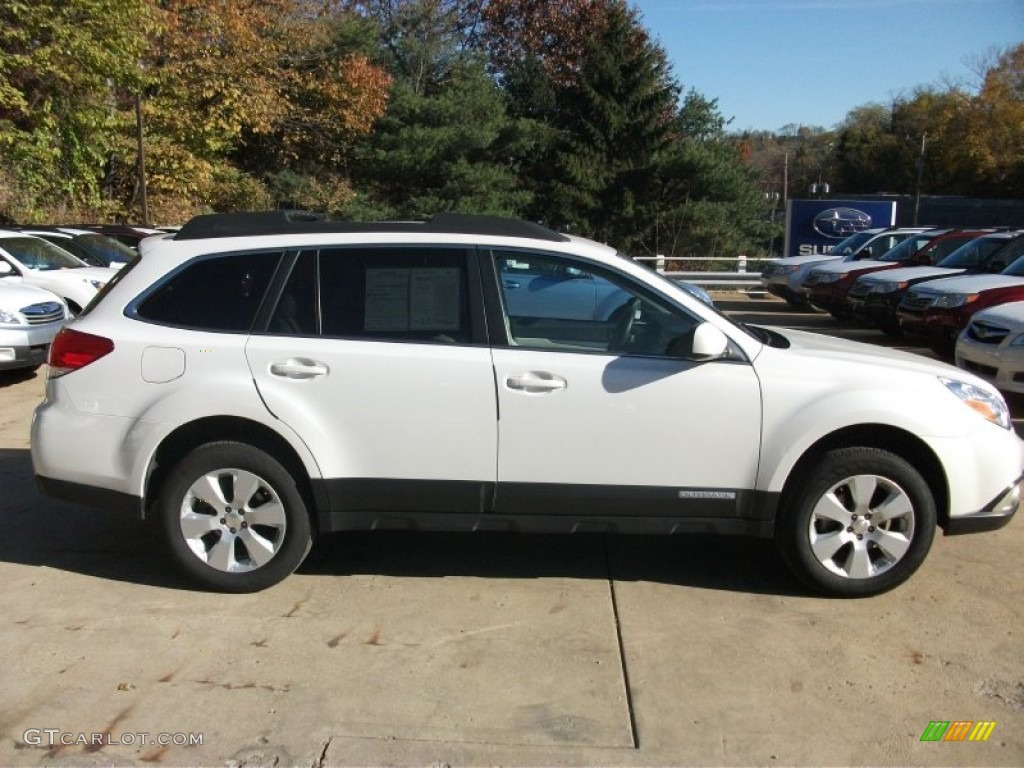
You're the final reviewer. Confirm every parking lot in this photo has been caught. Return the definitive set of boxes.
[0,293,1021,767]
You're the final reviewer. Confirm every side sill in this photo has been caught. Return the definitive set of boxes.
[35,476,143,519]
[316,509,774,538]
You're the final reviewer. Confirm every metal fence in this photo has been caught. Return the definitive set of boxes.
[633,255,772,289]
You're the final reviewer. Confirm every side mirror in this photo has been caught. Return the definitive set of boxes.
[690,323,730,360]
[0,261,13,276]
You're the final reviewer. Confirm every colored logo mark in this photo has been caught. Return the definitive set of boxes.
[920,720,996,742]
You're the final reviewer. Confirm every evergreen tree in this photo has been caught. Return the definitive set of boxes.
[346,57,530,218]
[526,0,679,251]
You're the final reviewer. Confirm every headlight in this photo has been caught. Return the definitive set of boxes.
[934,293,978,309]
[873,281,908,294]
[817,272,843,284]
[941,377,1012,430]
[1010,333,1024,347]
[0,308,23,325]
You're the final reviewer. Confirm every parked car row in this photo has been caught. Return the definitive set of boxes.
[0,225,158,372]
[761,227,1024,395]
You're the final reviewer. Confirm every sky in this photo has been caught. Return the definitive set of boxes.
[632,0,1024,133]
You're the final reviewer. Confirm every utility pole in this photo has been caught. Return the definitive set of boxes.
[782,152,789,213]
[913,133,927,226]
[135,93,150,226]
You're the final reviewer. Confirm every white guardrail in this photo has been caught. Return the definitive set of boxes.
[633,255,770,289]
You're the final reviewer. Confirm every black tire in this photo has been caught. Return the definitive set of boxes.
[929,334,956,358]
[159,442,313,592]
[878,320,903,337]
[776,447,936,597]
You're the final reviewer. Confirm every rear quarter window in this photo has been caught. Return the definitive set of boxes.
[135,252,281,332]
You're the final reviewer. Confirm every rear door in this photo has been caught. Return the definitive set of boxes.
[246,246,498,516]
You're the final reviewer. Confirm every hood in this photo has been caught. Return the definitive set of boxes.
[772,326,964,378]
[812,259,892,276]
[0,280,65,309]
[29,265,118,282]
[914,274,1024,295]
[969,301,1024,331]
[860,266,963,284]
[67,266,118,281]
[769,254,842,267]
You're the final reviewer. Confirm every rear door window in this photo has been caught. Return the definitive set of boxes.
[271,246,476,344]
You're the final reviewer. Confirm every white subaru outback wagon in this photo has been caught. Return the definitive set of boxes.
[31,212,1023,596]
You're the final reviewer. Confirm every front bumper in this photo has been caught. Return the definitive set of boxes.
[945,475,1021,534]
[807,284,846,314]
[850,293,902,327]
[956,338,1024,395]
[0,323,61,370]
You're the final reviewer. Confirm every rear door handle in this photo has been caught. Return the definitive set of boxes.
[505,371,567,393]
[269,358,329,380]
[503,280,520,289]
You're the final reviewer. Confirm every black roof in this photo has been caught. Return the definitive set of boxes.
[174,211,569,243]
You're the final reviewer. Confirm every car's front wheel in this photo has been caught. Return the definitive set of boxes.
[160,442,313,592]
[777,447,936,597]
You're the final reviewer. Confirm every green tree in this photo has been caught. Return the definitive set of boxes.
[346,58,529,217]
[653,91,773,261]
[0,0,156,221]
[512,0,679,251]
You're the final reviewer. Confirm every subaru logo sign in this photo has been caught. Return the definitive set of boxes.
[813,207,872,238]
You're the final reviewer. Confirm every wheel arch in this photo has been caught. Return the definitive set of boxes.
[144,416,325,528]
[775,424,950,531]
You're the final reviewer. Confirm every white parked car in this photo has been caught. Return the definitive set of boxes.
[19,227,137,270]
[0,230,118,314]
[956,301,1024,395]
[0,282,69,372]
[31,212,1023,596]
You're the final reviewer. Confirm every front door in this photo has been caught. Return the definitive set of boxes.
[487,250,762,518]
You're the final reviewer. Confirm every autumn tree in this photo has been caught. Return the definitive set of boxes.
[135,0,391,221]
[968,43,1024,196]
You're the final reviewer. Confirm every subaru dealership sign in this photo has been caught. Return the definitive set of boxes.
[784,199,897,256]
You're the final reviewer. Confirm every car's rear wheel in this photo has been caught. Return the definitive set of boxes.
[777,447,936,597]
[160,442,313,592]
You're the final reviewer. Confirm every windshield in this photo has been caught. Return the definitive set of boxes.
[878,234,934,263]
[0,236,86,270]
[939,237,1011,269]
[1003,251,1024,276]
[828,231,876,257]
[76,233,137,264]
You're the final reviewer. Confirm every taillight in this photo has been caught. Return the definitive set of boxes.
[48,328,114,377]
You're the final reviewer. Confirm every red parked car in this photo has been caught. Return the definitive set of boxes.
[898,247,1024,354]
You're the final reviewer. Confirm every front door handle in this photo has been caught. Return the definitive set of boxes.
[505,371,567,393]
[269,358,329,380]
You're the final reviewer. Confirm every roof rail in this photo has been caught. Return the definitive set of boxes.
[174,210,568,243]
